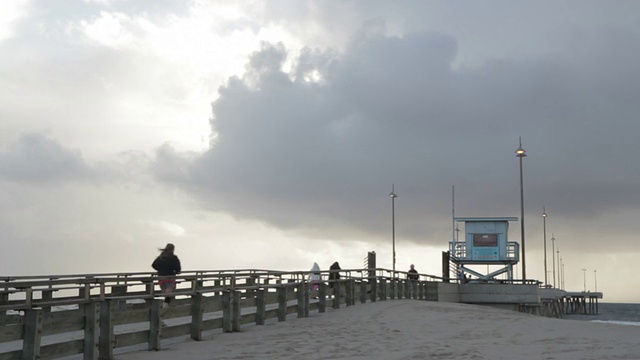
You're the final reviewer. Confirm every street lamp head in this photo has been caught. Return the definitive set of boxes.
[389,184,398,198]
[515,137,527,157]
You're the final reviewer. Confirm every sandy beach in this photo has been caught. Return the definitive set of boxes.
[117,300,640,360]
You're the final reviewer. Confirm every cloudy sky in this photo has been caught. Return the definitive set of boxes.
[1,1,639,302]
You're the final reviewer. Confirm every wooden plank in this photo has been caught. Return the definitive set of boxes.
[232,291,240,332]
[0,314,22,326]
[148,300,162,351]
[201,317,223,332]
[161,323,190,340]
[239,313,255,325]
[190,293,203,341]
[0,323,22,342]
[202,295,223,313]
[277,287,286,322]
[114,330,149,348]
[296,283,305,318]
[112,308,150,325]
[264,292,279,304]
[0,349,22,360]
[318,283,326,313]
[222,291,231,333]
[22,309,42,360]
[264,309,278,321]
[255,290,265,325]
[98,300,114,360]
[162,303,191,319]
[333,283,341,309]
[42,312,85,336]
[84,302,100,360]
[40,339,84,359]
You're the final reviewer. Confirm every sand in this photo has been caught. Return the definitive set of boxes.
[117,300,640,360]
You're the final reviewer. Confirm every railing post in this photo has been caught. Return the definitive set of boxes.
[418,281,424,300]
[370,277,377,303]
[318,283,326,313]
[84,301,100,360]
[303,282,310,317]
[277,286,287,322]
[332,281,341,309]
[148,299,162,351]
[390,278,396,300]
[380,278,387,301]
[232,290,241,332]
[255,289,266,325]
[98,299,113,360]
[297,282,305,318]
[22,308,42,360]
[190,293,204,341]
[42,289,54,313]
[222,290,232,332]
[360,280,367,304]
[345,279,353,306]
[403,279,409,299]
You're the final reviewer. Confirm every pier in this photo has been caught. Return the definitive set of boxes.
[0,265,602,360]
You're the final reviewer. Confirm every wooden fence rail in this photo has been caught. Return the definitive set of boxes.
[0,268,440,360]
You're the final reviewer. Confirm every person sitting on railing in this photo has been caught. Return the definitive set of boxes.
[152,243,182,305]
[329,261,341,288]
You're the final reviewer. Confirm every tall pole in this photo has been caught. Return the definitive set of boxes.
[390,185,398,276]
[561,258,565,290]
[452,185,457,246]
[594,269,598,292]
[542,208,548,286]
[561,259,564,290]
[551,242,560,288]
[582,268,587,292]
[515,138,527,281]
[556,247,560,289]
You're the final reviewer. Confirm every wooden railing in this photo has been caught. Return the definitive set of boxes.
[0,268,441,360]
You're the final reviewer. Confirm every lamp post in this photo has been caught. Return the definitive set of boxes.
[594,269,598,292]
[389,185,398,276]
[515,138,527,280]
[556,247,560,289]
[542,208,548,286]
[582,268,587,292]
[551,234,556,288]
[561,258,565,290]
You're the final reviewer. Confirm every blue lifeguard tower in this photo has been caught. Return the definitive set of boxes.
[449,217,520,281]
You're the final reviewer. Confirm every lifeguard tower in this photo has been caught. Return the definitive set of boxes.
[449,217,519,281]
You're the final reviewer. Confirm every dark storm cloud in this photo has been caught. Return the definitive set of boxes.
[156,26,640,245]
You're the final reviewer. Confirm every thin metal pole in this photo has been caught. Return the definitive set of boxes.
[392,196,395,274]
[556,247,560,289]
[390,185,398,276]
[519,155,526,280]
[542,208,547,286]
[551,235,556,288]
[582,268,587,292]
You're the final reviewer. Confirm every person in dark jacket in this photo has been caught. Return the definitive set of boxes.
[329,261,341,288]
[407,264,419,281]
[152,243,181,303]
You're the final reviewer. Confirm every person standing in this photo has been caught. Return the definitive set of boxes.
[407,264,419,280]
[309,262,321,291]
[152,243,181,304]
[329,261,341,288]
